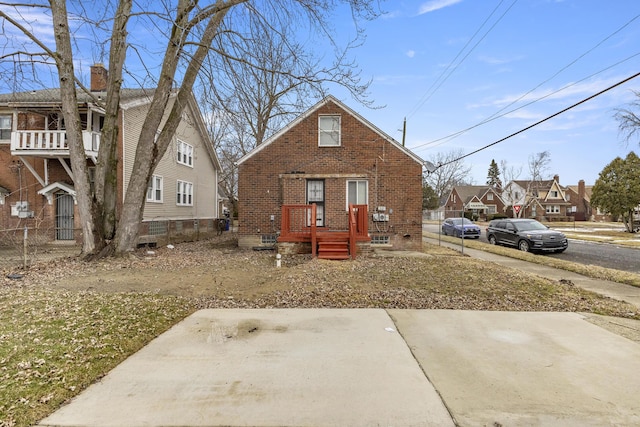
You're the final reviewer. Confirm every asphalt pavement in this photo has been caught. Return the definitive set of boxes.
[36,243,640,427]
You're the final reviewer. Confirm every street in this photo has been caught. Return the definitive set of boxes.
[423,223,640,274]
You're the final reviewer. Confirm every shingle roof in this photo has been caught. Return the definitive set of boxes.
[0,88,155,106]
[454,185,495,203]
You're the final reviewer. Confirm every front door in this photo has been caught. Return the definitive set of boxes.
[307,179,324,227]
[55,192,74,240]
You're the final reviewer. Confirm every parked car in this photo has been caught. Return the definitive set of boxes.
[441,217,481,239]
[486,218,568,253]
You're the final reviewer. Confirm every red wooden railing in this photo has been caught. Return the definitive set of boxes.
[279,203,369,259]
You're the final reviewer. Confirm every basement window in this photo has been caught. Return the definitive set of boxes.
[261,234,278,244]
[370,235,390,245]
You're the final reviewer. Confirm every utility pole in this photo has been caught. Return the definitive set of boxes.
[402,117,406,147]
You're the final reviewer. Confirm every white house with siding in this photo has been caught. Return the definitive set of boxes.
[0,64,221,244]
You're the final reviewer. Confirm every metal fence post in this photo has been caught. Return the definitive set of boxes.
[23,226,28,269]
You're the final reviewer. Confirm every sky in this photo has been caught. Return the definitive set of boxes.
[327,0,640,187]
[1,0,639,188]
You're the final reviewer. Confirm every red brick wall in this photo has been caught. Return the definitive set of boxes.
[0,145,78,241]
[238,100,423,249]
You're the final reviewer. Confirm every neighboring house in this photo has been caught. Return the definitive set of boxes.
[443,185,506,220]
[0,63,221,245]
[502,175,573,221]
[565,180,595,221]
[236,95,424,258]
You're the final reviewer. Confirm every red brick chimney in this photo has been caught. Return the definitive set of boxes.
[90,63,108,92]
[578,179,585,201]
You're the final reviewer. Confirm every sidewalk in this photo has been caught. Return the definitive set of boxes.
[424,236,640,310]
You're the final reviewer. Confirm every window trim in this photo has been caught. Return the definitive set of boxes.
[346,179,368,209]
[147,174,163,203]
[176,180,193,206]
[318,115,341,147]
[177,140,194,167]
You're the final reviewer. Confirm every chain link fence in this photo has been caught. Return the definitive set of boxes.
[0,226,80,271]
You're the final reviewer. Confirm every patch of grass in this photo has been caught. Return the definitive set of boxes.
[425,231,640,288]
[0,287,195,427]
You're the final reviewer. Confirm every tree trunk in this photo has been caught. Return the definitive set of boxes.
[113,1,239,254]
[93,0,133,250]
[50,0,95,254]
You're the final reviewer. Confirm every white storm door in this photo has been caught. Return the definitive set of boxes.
[307,179,324,227]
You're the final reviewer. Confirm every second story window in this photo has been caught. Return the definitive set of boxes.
[0,114,12,140]
[318,115,340,146]
[177,140,193,166]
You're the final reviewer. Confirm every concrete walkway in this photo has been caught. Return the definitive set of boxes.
[38,309,640,427]
[37,242,640,427]
[424,236,640,310]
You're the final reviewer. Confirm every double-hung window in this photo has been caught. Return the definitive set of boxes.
[546,205,560,214]
[147,175,163,202]
[0,114,12,140]
[347,180,368,208]
[177,180,193,206]
[318,115,340,146]
[177,140,193,166]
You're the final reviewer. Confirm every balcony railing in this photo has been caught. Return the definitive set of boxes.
[10,130,100,157]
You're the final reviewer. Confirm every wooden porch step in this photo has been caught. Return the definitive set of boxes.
[318,240,350,260]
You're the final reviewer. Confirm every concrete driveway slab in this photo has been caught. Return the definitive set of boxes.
[38,309,454,427]
[390,310,640,427]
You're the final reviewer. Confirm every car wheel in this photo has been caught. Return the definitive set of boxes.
[518,240,530,252]
[442,229,447,236]
[488,235,497,245]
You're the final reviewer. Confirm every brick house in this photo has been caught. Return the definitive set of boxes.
[0,64,221,245]
[236,95,424,258]
[502,175,573,221]
[443,185,506,220]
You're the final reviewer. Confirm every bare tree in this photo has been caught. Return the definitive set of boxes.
[615,89,640,146]
[423,149,472,201]
[196,4,373,215]
[500,159,523,217]
[528,150,551,183]
[1,0,377,256]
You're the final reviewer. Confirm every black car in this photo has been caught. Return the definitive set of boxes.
[486,218,568,253]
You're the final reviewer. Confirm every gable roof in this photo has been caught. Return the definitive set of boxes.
[237,95,424,166]
[452,185,501,203]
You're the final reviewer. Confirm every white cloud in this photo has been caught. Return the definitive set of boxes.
[418,0,463,15]
[406,50,416,58]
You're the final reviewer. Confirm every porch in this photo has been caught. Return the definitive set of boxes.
[278,204,369,260]
[10,130,101,159]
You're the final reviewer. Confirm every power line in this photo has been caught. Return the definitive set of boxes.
[414,50,640,150]
[405,0,517,120]
[413,13,640,150]
[427,71,640,172]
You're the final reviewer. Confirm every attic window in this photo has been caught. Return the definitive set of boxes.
[319,115,340,146]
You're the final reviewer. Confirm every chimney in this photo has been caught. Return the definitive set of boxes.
[90,63,108,92]
[578,179,585,200]
[553,174,559,183]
